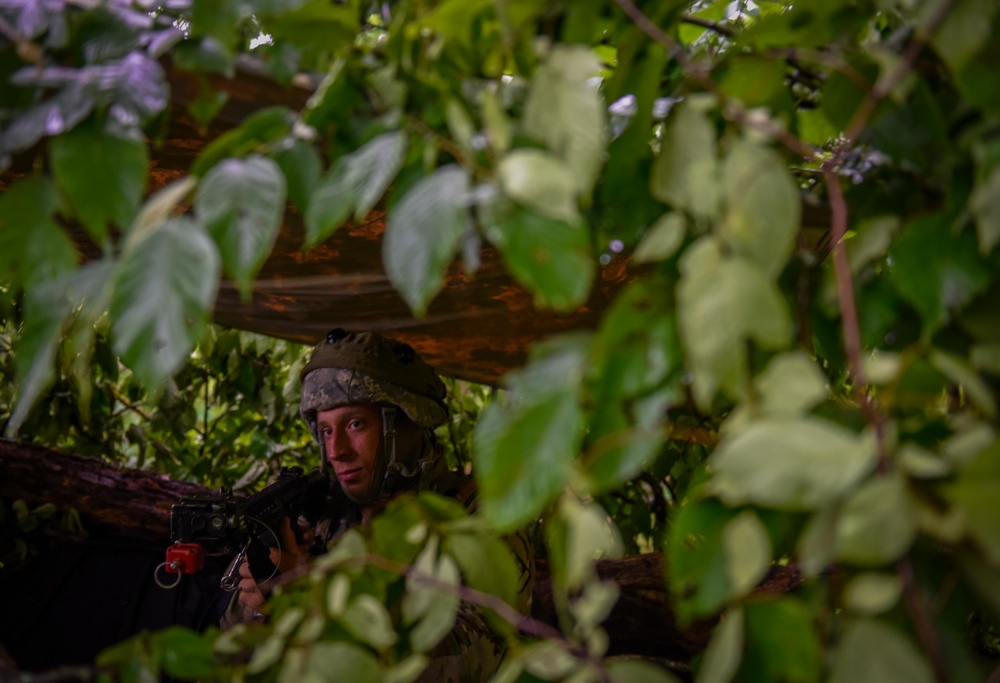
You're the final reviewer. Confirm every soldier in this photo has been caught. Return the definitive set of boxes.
[226,328,534,681]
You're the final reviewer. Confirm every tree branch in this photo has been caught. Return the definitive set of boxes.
[898,555,950,683]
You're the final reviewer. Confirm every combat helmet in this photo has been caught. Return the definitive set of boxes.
[299,328,448,501]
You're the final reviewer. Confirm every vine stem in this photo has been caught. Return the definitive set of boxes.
[898,555,950,683]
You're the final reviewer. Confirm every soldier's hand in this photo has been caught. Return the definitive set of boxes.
[236,517,315,621]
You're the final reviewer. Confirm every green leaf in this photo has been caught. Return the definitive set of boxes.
[697,608,743,683]
[341,595,397,651]
[474,390,584,532]
[945,439,1000,565]
[634,212,687,263]
[722,510,771,597]
[549,497,622,591]
[679,238,791,407]
[740,599,820,683]
[154,627,216,679]
[122,177,197,255]
[719,138,800,278]
[266,0,358,55]
[843,573,901,615]
[444,533,519,617]
[924,0,996,71]
[522,45,606,194]
[667,499,737,622]
[49,119,147,244]
[835,471,917,565]
[607,658,681,683]
[111,217,219,389]
[307,642,381,683]
[273,139,321,214]
[487,205,593,313]
[829,620,934,683]
[192,107,293,177]
[889,213,991,333]
[195,155,286,299]
[403,542,461,652]
[305,159,355,248]
[384,165,470,316]
[498,149,581,224]
[709,418,877,510]
[347,131,407,221]
[651,98,720,220]
[929,348,997,418]
[0,177,77,289]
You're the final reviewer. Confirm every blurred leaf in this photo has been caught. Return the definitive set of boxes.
[341,595,397,651]
[548,497,622,591]
[403,541,460,652]
[843,573,901,615]
[444,532,519,620]
[667,499,736,622]
[679,238,791,407]
[192,107,293,177]
[522,45,606,194]
[740,599,820,683]
[835,471,917,565]
[710,418,877,510]
[697,608,743,683]
[945,439,1000,565]
[111,217,219,389]
[719,138,800,278]
[273,139,321,214]
[0,177,77,289]
[347,131,407,221]
[384,166,470,316]
[195,155,286,299]
[122,177,197,255]
[607,658,681,683]
[307,642,380,683]
[305,158,355,248]
[487,204,593,313]
[722,510,771,597]
[829,619,934,683]
[49,119,147,244]
[155,627,216,679]
[971,165,1000,254]
[499,149,580,224]
[930,348,997,418]
[889,214,991,333]
[651,98,720,220]
[634,212,687,263]
[475,390,584,532]
[924,0,995,71]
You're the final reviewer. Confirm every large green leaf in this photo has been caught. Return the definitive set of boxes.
[697,608,744,683]
[678,238,791,407]
[945,439,1000,565]
[474,390,584,532]
[829,620,934,683]
[719,139,800,278]
[722,510,772,597]
[273,139,321,215]
[498,149,581,224]
[49,119,148,245]
[347,131,407,221]
[651,98,720,221]
[666,498,737,623]
[835,471,917,565]
[709,418,877,510]
[522,45,606,194]
[487,204,593,313]
[8,260,115,436]
[0,177,77,288]
[739,599,820,683]
[305,158,355,248]
[307,642,381,683]
[969,165,1000,254]
[925,0,996,72]
[889,213,991,333]
[383,166,470,316]
[110,217,220,389]
[195,155,286,300]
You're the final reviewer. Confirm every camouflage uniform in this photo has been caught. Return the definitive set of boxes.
[228,329,534,683]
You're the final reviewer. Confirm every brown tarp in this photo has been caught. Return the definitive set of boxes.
[5,58,829,385]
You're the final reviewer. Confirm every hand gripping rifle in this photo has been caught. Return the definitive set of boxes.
[156,467,330,590]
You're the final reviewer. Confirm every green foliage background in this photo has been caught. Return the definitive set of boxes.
[3,0,1000,681]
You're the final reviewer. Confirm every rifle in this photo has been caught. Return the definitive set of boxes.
[157,467,330,590]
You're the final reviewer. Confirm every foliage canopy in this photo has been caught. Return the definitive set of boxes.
[3,0,1000,680]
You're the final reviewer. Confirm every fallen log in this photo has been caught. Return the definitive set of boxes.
[0,438,802,669]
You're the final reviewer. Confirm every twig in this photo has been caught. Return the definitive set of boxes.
[898,555,950,683]
[679,14,735,38]
[110,387,153,421]
[0,15,42,64]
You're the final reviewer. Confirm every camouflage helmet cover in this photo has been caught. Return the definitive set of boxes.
[299,329,448,430]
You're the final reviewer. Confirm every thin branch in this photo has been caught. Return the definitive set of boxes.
[897,555,950,683]
[111,386,153,422]
[679,14,736,38]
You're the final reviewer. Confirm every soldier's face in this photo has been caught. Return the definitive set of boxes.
[317,404,382,502]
